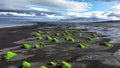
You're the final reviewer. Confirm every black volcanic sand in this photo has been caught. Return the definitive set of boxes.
[0,23,120,68]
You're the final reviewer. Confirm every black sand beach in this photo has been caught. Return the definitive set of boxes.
[0,23,120,68]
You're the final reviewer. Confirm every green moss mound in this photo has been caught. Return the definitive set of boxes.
[101,41,111,46]
[55,33,61,36]
[77,43,86,48]
[34,32,41,37]
[22,61,31,68]
[46,35,53,40]
[23,43,31,49]
[86,37,93,41]
[53,38,59,43]
[49,61,56,66]
[65,36,75,42]
[35,44,40,49]
[91,33,97,36]
[61,61,71,68]
[78,33,82,37]
[3,51,16,60]
[37,37,42,40]
[39,65,48,68]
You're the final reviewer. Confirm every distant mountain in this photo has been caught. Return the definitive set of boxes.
[60,17,106,22]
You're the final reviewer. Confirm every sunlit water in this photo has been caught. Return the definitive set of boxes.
[76,24,120,43]
[0,21,35,28]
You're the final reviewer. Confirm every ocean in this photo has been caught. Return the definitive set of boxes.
[0,21,35,28]
[75,23,120,44]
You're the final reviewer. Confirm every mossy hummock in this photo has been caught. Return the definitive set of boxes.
[22,61,31,68]
[39,65,48,68]
[49,61,57,66]
[23,43,31,49]
[3,51,16,60]
[34,32,41,37]
[91,33,97,36]
[46,35,53,40]
[35,44,40,49]
[53,38,59,43]
[65,36,75,42]
[61,61,71,68]
[55,33,61,36]
[101,41,111,46]
[77,43,86,48]
[86,37,94,41]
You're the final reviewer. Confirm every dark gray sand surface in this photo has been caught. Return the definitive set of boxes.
[0,23,120,68]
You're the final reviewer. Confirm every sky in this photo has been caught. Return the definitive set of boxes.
[0,0,120,22]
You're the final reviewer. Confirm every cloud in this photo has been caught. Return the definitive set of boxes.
[0,0,92,12]
[0,0,120,22]
[0,12,36,16]
[30,7,50,11]
[44,14,65,19]
[66,11,105,18]
[109,5,120,12]
[31,0,92,12]
[63,4,120,22]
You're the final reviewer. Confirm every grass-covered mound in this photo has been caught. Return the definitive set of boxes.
[35,44,40,49]
[86,37,94,41]
[22,61,31,68]
[61,61,71,68]
[55,33,61,36]
[77,43,88,48]
[53,38,59,43]
[100,41,111,47]
[65,36,75,42]
[39,65,48,68]
[3,51,16,60]
[46,35,53,40]
[22,43,31,49]
[49,61,57,66]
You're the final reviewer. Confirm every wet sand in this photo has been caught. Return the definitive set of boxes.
[0,23,120,68]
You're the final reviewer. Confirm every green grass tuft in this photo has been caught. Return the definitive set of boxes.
[61,61,71,68]
[101,41,111,46]
[22,61,31,68]
[37,37,42,40]
[77,43,86,48]
[23,43,31,49]
[86,37,93,41]
[35,44,40,49]
[46,35,53,40]
[37,30,41,33]
[49,61,57,66]
[55,33,61,36]
[78,33,82,37]
[82,43,88,46]
[39,65,48,68]
[65,36,75,42]
[34,32,41,37]
[91,33,97,36]
[3,51,16,60]
[53,38,59,43]
[46,31,49,34]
